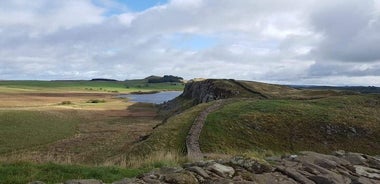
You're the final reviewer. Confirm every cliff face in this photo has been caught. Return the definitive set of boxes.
[180,79,242,104]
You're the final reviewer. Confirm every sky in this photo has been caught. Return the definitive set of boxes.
[0,0,380,86]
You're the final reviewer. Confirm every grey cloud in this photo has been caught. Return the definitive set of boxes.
[310,0,380,62]
[308,62,380,77]
[0,0,379,85]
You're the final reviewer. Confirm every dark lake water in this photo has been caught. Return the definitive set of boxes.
[118,91,182,104]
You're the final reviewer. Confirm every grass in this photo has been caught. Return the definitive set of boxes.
[0,80,184,93]
[127,102,214,159]
[200,94,380,155]
[0,110,81,154]
[0,162,147,184]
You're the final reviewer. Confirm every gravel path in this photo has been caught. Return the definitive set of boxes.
[186,100,224,160]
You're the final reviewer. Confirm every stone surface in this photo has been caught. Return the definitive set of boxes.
[50,151,380,184]
[208,163,235,178]
[187,166,210,178]
[163,171,198,184]
[354,165,380,180]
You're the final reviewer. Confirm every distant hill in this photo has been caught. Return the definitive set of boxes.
[90,78,118,82]
[146,75,183,83]
[290,85,380,94]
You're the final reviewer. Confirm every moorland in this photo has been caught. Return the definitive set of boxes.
[0,78,379,183]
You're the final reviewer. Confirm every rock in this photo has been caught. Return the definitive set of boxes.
[205,178,234,184]
[235,169,256,181]
[365,155,380,170]
[343,152,367,165]
[112,178,145,184]
[208,163,235,178]
[163,171,198,184]
[307,175,338,184]
[229,156,272,174]
[187,166,210,178]
[64,179,103,184]
[275,166,314,184]
[357,177,378,184]
[55,150,380,184]
[333,150,346,157]
[354,165,380,180]
[254,172,298,184]
[181,79,243,104]
[314,158,338,170]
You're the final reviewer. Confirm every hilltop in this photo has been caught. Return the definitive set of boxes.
[133,79,380,159]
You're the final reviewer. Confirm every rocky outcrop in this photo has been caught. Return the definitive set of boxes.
[34,151,380,184]
[181,79,242,104]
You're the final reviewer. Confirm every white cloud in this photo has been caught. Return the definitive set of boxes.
[0,0,379,85]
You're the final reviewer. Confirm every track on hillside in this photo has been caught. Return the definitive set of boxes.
[228,79,269,99]
[186,100,224,160]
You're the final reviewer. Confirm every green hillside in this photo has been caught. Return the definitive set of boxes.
[200,95,380,155]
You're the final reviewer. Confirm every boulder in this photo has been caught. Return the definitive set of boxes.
[187,166,210,178]
[354,165,380,180]
[207,163,235,178]
[229,156,272,174]
[163,171,198,184]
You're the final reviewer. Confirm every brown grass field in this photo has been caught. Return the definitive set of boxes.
[0,91,161,166]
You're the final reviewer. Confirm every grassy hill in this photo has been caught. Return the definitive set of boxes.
[143,79,380,159]
[200,95,380,155]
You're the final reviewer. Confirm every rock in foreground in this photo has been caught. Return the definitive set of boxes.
[32,151,380,184]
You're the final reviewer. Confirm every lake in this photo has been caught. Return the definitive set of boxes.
[118,91,182,104]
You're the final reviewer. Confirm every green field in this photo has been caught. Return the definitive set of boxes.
[0,80,184,93]
[0,110,81,154]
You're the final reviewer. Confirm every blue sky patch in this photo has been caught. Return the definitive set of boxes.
[169,34,219,51]
[116,0,168,11]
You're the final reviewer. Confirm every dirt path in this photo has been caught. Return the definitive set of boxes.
[186,100,224,160]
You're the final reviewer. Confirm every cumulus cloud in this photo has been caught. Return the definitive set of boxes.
[0,0,379,86]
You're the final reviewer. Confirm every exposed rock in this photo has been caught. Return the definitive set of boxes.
[229,156,272,174]
[186,166,210,178]
[181,79,241,104]
[354,165,380,180]
[342,152,368,165]
[254,172,298,184]
[56,151,380,184]
[163,171,198,184]
[112,178,145,184]
[207,163,235,178]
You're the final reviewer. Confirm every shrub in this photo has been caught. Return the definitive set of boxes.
[86,99,106,103]
[59,101,72,105]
